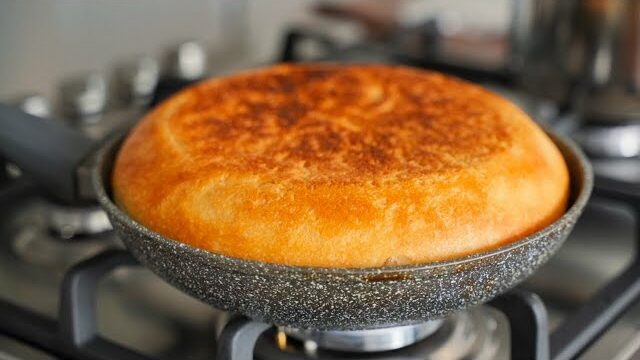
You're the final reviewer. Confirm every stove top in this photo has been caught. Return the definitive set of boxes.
[1,34,639,360]
[0,176,637,360]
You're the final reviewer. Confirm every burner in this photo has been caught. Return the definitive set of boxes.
[3,196,115,269]
[255,306,509,359]
[283,320,444,352]
[568,121,640,188]
[554,113,640,190]
[46,203,112,239]
[574,124,640,159]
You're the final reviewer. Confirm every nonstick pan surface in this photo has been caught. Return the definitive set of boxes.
[93,131,592,330]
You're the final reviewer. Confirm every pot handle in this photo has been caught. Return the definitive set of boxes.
[0,104,99,203]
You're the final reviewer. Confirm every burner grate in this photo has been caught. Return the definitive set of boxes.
[0,249,149,360]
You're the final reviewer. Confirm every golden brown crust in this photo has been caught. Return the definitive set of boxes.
[112,64,569,268]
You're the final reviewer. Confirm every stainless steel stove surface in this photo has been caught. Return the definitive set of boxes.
[1,20,639,360]
[0,161,637,360]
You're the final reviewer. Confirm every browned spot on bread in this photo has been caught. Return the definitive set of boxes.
[167,64,512,184]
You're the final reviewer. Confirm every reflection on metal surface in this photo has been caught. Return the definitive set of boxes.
[255,307,509,359]
[276,329,288,350]
[60,72,109,123]
[170,41,208,81]
[117,56,160,107]
[575,125,640,158]
[0,334,57,360]
[47,203,112,239]
[592,159,640,184]
[284,320,444,352]
[8,200,113,270]
[14,94,51,118]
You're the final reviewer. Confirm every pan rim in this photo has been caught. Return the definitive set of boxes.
[93,129,593,276]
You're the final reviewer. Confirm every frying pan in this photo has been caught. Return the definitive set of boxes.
[0,103,592,330]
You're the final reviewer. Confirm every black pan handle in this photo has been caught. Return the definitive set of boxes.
[0,103,98,203]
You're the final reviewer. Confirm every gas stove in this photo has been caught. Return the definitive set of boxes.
[0,164,637,360]
[1,18,640,360]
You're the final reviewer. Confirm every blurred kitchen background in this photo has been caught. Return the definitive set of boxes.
[2,0,638,157]
[0,0,512,106]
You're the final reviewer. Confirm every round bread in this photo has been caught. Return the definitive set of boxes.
[112,64,569,268]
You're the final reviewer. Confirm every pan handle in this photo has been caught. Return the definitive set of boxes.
[0,103,99,203]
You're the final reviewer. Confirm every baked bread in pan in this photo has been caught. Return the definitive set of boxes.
[112,64,569,268]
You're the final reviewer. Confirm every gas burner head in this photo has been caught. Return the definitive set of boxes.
[574,124,640,159]
[255,307,508,359]
[283,320,444,353]
[5,198,117,270]
[46,203,112,239]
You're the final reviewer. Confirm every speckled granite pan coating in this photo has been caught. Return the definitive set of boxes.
[93,131,592,330]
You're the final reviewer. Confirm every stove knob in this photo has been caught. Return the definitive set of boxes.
[117,56,160,107]
[60,72,108,124]
[169,40,208,81]
[149,41,208,107]
[14,94,51,118]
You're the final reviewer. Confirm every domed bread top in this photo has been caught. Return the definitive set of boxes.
[112,63,570,268]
